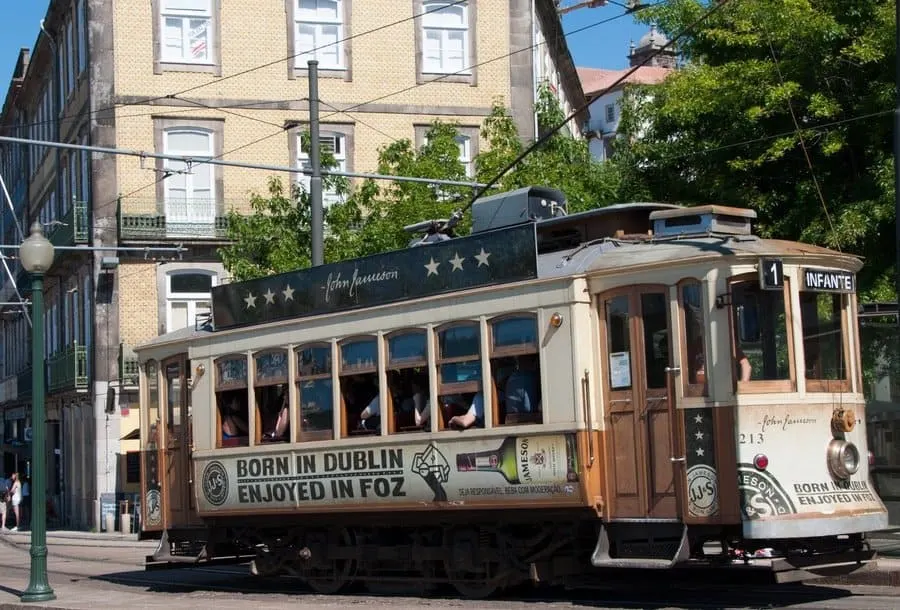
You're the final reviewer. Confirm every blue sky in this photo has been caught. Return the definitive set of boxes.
[0,2,642,98]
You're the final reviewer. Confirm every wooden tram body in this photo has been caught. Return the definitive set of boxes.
[135,188,887,596]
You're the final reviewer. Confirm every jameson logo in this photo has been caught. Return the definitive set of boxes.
[758,413,817,433]
[737,464,797,520]
[324,268,400,302]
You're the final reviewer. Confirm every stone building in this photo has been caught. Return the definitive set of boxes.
[0,0,583,530]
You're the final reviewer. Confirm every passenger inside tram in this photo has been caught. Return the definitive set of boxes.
[264,388,290,441]
[343,374,380,435]
[384,370,430,431]
[492,355,541,423]
[257,384,290,443]
[447,392,484,430]
[219,391,249,445]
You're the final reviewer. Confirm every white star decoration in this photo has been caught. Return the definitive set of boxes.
[244,292,258,309]
[474,247,491,267]
[449,252,465,272]
[283,285,295,301]
[696,447,705,457]
[694,414,704,424]
[263,288,276,305]
[695,430,704,440]
[424,257,440,276]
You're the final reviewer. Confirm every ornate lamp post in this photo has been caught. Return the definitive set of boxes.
[19,222,55,603]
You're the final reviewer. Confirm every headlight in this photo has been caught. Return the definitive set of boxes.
[827,439,860,480]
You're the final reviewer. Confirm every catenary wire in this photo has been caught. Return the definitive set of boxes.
[447,0,736,227]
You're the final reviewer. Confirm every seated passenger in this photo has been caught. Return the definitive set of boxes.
[265,391,289,441]
[222,397,249,440]
[359,394,381,430]
[736,347,752,382]
[504,359,539,414]
[448,392,484,430]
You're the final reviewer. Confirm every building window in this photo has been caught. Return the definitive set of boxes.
[456,135,472,177]
[166,270,216,333]
[294,0,344,70]
[297,131,346,206]
[163,128,215,235]
[66,19,75,95]
[605,104,615,124]
[77,0,87,74]
[161,0,213,64]
[421,1,469,74]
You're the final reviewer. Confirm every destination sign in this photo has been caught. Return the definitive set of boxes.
[802,268,855,293]
[211,223,538,330]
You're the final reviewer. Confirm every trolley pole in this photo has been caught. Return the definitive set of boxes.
[308,60,324,267]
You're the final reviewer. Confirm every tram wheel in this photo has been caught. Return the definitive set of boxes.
[304,527,357,595]
[442,527,502,599]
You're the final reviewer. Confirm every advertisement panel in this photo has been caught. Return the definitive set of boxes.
[194,434,581,512]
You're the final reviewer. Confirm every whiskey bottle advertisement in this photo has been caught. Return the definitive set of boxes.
[456,435,578,485]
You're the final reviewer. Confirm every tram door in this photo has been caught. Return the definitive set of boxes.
[161,356,195,527]
[600,287,680,520]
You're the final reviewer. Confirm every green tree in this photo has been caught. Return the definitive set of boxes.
[614,0,895,298]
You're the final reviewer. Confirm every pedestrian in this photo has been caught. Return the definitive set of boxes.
[8,473,21,532]
[0,474,8,531]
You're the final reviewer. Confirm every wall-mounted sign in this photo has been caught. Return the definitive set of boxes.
[759,258,784,291]
[802,268,855,293]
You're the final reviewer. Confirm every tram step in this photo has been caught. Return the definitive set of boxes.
[591,523,689,569]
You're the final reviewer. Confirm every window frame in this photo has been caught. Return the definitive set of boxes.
[434,320,482,430]
[153,0,222,75]
[728,272,796,394]
[165,269,217,333]
[799,290,851,394]
[214,354,249,448]
[677,278,708,398]
[488,313,542,426]
[295,342,335,442]
[338,335,380,438]
[295,128,351,206]
[414,0,477,85]
[287,0,353,80]
[384,328,431,434]
[162,127,216,204]
[252,348,290,444]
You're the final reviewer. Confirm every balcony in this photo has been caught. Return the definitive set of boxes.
[48,200,89,247]
[16,367,31,400]
[119,344,139,389]
[47,345,89,394]
[118,197,231,242]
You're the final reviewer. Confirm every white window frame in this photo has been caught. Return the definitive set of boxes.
[297,131,346,206]
[162,128,215,203]
[77,0,87,74]
[160,0,214,64]
[421,1,470,75]
[294,0,345,70]
[166,270,218,333]
[605,103,616,124]
[456,135,472,178]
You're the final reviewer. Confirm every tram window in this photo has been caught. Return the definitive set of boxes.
[339,338,380,437]
[642,293,669,390]
[386,331,430,434]
[606,295,632,390]
[436,323,483,430]
[215,356,248,448]
[680,282,708,396]
[145,359,160,447]
[490,315,542,425]
[296,344,334,442]
[800,292,849,390]
[165,362,182,429]
[253,350,289,444]
[731,278,792,385]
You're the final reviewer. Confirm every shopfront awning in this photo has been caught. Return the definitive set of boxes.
[120,428,140,441]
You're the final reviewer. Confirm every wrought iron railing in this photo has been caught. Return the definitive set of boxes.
[47,344,89,393]
[119,343,139,388]
[118,197,231,241]
[48,200,89,247]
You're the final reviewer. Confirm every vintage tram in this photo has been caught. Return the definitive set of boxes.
[135,187,887,597]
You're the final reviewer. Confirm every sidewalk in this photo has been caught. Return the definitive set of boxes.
[0,528,159,549]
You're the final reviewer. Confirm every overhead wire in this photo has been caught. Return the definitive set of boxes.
[445,0,736,229]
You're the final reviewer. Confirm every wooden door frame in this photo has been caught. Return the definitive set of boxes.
[599,284,681,520]
[160,354,189,528]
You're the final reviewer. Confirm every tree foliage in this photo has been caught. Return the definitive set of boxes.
[221,87,620,280]
[614,0,895,298]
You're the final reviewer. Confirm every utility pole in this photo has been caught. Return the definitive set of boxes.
[308,60,324,267]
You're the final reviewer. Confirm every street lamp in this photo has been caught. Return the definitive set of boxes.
[19,221,55,603]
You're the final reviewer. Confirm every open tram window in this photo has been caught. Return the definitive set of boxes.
[730,275,794,390]
[489,314,542,425]
[679,281,708,397]
[215,356,249,448]
[339,337,380,437]
[436,322,483,430]
[145,359,160,444]
[800,291,850,392]
[296,344,334,442]
[165,361,182,431]
[386,330,431,434]
[253,350,289,444]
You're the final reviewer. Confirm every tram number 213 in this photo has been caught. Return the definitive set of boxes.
[739,433,765,445]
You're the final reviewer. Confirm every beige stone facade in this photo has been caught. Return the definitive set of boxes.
[0,0,583,530]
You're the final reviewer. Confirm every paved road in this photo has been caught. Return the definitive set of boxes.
[1,534,900,609]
